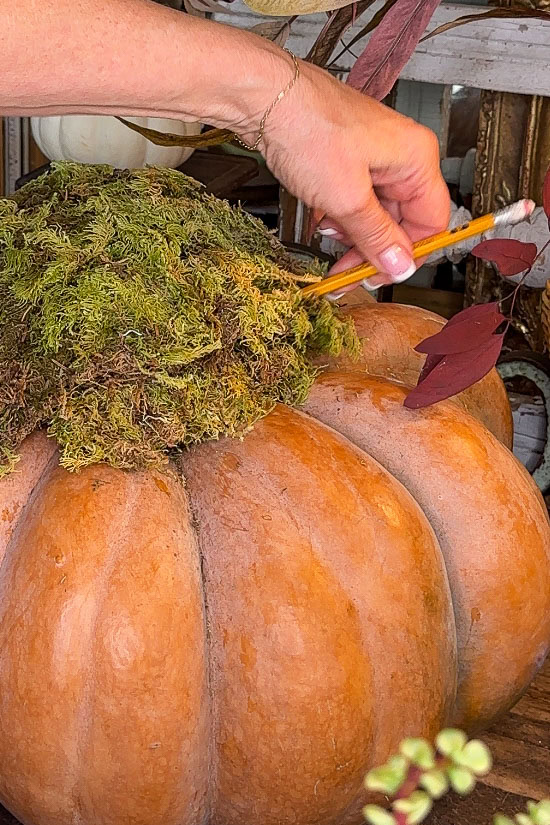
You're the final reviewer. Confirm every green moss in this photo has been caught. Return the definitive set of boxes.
[0,162,358,474]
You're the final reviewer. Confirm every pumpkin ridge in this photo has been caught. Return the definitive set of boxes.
[302,370,550,731]
[70,474,142,817]
[184,405,456,824]
[0,439,58,575]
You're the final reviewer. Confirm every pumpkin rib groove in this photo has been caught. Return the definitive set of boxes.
[183,477,217,825]
[273,406,460,746]
[70,477,143,823]
[72,470,211,825]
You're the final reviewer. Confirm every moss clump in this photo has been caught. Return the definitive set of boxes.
[0,162,358,474]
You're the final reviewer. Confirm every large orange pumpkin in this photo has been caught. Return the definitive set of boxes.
[0,302,548,825]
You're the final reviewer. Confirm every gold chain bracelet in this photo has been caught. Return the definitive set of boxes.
[233,49,300,152]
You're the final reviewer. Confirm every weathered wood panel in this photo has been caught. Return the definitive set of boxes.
[213,1,550,96]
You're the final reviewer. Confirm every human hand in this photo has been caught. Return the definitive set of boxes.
[258,60,450,295]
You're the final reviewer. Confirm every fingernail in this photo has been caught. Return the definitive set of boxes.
[327,291,346,301]
[318,227,341,237]
[362,279,379,292]
[378,245,415,279]
[391,262,417,284]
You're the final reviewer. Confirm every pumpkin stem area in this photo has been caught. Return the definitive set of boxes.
[0,162,358,474]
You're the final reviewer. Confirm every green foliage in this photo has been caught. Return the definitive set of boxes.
[418,768,448,799]
[366,756,408,795]
[457,739,493,774]
[527,801,550,825]
[364,729,494,825]
[393,791,433,825]
[435,728,468,757]
[364,805,397,825]
[400,738,435,770]
[495,802,550,825]
[364,730,548,825]
[447,764,476,795]
[0,162,358,474]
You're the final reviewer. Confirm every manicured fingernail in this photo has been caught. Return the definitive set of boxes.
[318,227,341,237]
[391,262,417,284]
[378,245,415,279]
[362,279,379,292]
[327,291,346,301]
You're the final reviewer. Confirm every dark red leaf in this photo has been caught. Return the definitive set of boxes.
[329,0,399,69]
[415,302,505,355]
[404,333,504,409]
[472,238,538,276]
[347,0,441,101]
[445,302,502,327]
[543,166,550,225]
[417,352,444,384]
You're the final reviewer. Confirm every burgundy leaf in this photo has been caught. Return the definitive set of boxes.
[417,352,444,384]
[329,0,399,69]
[347,0,442,101]
[472,238,538,276]
[404,333,504,409]
[543,165,550,225]
[415,302,505,355]
[445,302,502,327]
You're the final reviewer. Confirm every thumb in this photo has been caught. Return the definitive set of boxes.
[341,192,416,284]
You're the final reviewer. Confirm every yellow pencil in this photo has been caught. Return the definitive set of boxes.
[301,199,536,299]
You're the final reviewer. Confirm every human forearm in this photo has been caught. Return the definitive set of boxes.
[0,0,291,132]
[1,0,450,291]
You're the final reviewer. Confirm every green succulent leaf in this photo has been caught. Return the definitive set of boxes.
[400,738,435,770]
[363,805,397,825]
[419,768,448,799]
[454,739,492,775]
[365,756,408,795]
[393,791,433,825]
[493,816,515,825]
[436,729,467,757]
[527,800,550,825]
[447,765,476,796]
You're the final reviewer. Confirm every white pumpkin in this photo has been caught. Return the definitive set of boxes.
[30,115,202,169]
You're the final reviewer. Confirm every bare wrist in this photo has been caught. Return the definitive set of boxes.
[230,49,299,151]
[198,34,299,139]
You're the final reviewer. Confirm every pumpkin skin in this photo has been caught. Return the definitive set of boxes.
[314,301,513,449]
[0,310,548,825]
[30,115,202,169]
